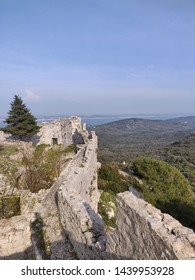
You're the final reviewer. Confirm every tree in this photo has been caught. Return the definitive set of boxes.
[2,95,39,139]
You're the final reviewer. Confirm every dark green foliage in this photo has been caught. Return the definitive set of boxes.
[98,164,128,229]
[2,95,39,139]
[131,157,193,205]
[98,191,116,228]
[0,195,20,219]
[98,202,116,228]
[157,135,195,193]
[98,164,128,194]
[129,157,195,230]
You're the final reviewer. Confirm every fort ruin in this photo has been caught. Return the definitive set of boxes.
[0,117,195,259]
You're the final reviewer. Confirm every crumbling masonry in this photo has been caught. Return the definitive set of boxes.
[0,117,195,259]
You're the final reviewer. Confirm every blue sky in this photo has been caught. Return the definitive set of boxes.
[0,0,195,116]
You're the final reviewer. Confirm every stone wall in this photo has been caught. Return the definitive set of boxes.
[0,215,32,259]
[57,188,106,259]
[37,119,71,146]
[1,119,195,260]
[56,132,106,259]
[36,117,87,147]
[105,192,195,260]
[55,132,195,260]
[55,132,100,210]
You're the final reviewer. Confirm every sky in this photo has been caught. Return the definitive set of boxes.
[0,0,195,117]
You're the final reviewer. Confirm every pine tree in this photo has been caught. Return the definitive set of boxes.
[3,95,39,139]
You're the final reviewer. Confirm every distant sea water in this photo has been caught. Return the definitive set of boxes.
[0,113,191,128]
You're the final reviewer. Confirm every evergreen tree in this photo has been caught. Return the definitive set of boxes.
[2,95,39,139]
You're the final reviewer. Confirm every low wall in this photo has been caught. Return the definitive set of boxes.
[55,133,100,211]
[57,133,106,259]
[105,192,195,260]
[57,188,106,259]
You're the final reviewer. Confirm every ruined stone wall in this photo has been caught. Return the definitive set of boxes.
[37,120,62,146]
[56,132,195,260]
[56,132,106,259]
[1,120,195,260]
[56,132,99,210]
[57,188,106,259]
[0,215,32,259]
[59,119,73,146]
[36,117,87,147]
[105,192,195,260]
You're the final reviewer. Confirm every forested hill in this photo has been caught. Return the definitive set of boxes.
[94,116,195,162]
[95,116,195,133]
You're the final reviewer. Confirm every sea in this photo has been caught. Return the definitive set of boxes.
[0,113,191,128]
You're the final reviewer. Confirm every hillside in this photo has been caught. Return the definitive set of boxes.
[95,116,195,162]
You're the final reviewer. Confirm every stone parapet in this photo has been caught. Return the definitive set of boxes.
[105,192,195,260]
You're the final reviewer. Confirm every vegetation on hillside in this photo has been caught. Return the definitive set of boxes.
[127,157,195,230]
[95,117,195,163]
[98,163,129,229]
[156,134,195,193]
[0,143,76,193]
[98,159,195,231]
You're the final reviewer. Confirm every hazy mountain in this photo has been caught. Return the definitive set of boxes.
[94,116,195,162]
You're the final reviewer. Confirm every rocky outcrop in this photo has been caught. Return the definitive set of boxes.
[0,215,32,259]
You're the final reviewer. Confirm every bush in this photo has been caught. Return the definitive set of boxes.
[130,157,195,230]
[0,195,20,219]
[98,164,128,194]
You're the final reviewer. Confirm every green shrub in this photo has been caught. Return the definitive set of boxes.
[130,157,195,230]
[0,195,20,219]
[98,164,128,194]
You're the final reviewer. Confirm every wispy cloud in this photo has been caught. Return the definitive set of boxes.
[24,90,40,101]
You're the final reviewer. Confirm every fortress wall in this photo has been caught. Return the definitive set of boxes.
[37,120,62,146]
[37,117,87,147]
[71,133,99,209]
[1,117,195,260]
[105,192,195,260]
[56,132,195,260]
[57,132,100,210]
[57,187,106,259]
[60,119,73,146]
[56,132,107,259]
[0,215,32,259]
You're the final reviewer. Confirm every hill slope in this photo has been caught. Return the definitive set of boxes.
[95,116,195,162]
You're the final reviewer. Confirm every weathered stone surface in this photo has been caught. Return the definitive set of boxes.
[0,215,32,259]
[33,117,88,146]
[0,117,195,260]
[105,192,195,260]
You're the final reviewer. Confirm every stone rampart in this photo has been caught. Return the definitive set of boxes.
[55,132,195,260]
[36,117,88,146]
[56,132,106,259]
[57,188,106,259]
[1,119,195,260]
[105,192,195,260]
[44,132,100,209]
